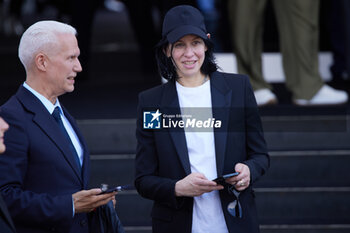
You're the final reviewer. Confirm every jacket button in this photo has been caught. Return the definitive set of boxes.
[80,219,87,226]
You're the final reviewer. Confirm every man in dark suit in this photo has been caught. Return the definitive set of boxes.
[0,20,116,233]
[0,116,16,233]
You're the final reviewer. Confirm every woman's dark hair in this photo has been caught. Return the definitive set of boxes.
[155,36,218,81]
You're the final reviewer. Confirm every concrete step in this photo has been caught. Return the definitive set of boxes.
[90,154,135,188]
[89,150,350,189]
[255,187,350,225]
[113,187,350,227]
[261,114,350,151]
[255,150,350,187]
[79,119,137,154]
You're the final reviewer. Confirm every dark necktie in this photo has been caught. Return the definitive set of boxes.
[52,106,82,172]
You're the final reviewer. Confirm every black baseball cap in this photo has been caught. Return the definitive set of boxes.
[162,5,207,44]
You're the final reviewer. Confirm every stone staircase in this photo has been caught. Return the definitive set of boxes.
[78,109,350,233]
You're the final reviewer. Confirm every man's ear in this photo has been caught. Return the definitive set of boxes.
[35,53,47,72]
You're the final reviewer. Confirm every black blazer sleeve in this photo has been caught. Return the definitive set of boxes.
[241,75,270,183]
[134,90,184,209]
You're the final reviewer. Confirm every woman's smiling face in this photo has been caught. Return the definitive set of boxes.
[167,34,207,80]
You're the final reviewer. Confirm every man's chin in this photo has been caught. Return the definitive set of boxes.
[65,85,75,93]
[0,146,5,154]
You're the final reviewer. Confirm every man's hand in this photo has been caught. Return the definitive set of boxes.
[72,188,116,213]
[226,163,251,191]
[175,173,224,197]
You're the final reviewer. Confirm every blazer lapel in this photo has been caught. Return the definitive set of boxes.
[63,108,90,188]
[16,86,83,183]
[161,81,191,175]
[210,72,232,176]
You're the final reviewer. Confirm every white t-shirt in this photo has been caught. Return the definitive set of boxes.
[176,80,228,233]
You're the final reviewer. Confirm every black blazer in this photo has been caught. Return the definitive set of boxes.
[135,71,269,233]
[0,195,16,233]
[0,86,90,233]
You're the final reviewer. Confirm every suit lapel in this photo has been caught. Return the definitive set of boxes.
[210,72,232,176]
[16,86,83,183]
[161,82,191,175]
[63,108,90,188]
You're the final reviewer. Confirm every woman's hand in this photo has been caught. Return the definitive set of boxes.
[226,163,251,191]
[175,173,224,197]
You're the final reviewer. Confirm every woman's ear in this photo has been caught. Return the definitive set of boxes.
[205,34,210,52]
[163,44,171,58]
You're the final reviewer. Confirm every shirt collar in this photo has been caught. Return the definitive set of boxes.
[23,82,62,115]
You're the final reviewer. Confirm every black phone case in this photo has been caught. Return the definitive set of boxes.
[213,172,239,185]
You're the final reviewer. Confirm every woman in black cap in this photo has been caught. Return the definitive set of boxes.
[135,5,269,233]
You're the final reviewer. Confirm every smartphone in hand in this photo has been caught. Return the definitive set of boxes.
[99,184,135,195]
[213,172,239,186]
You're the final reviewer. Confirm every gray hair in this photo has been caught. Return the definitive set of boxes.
[18,20,77,70]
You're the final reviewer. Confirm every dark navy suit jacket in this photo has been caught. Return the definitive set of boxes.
[0,86,90,233]
[0,195,16,233]
[135,71,269,233]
